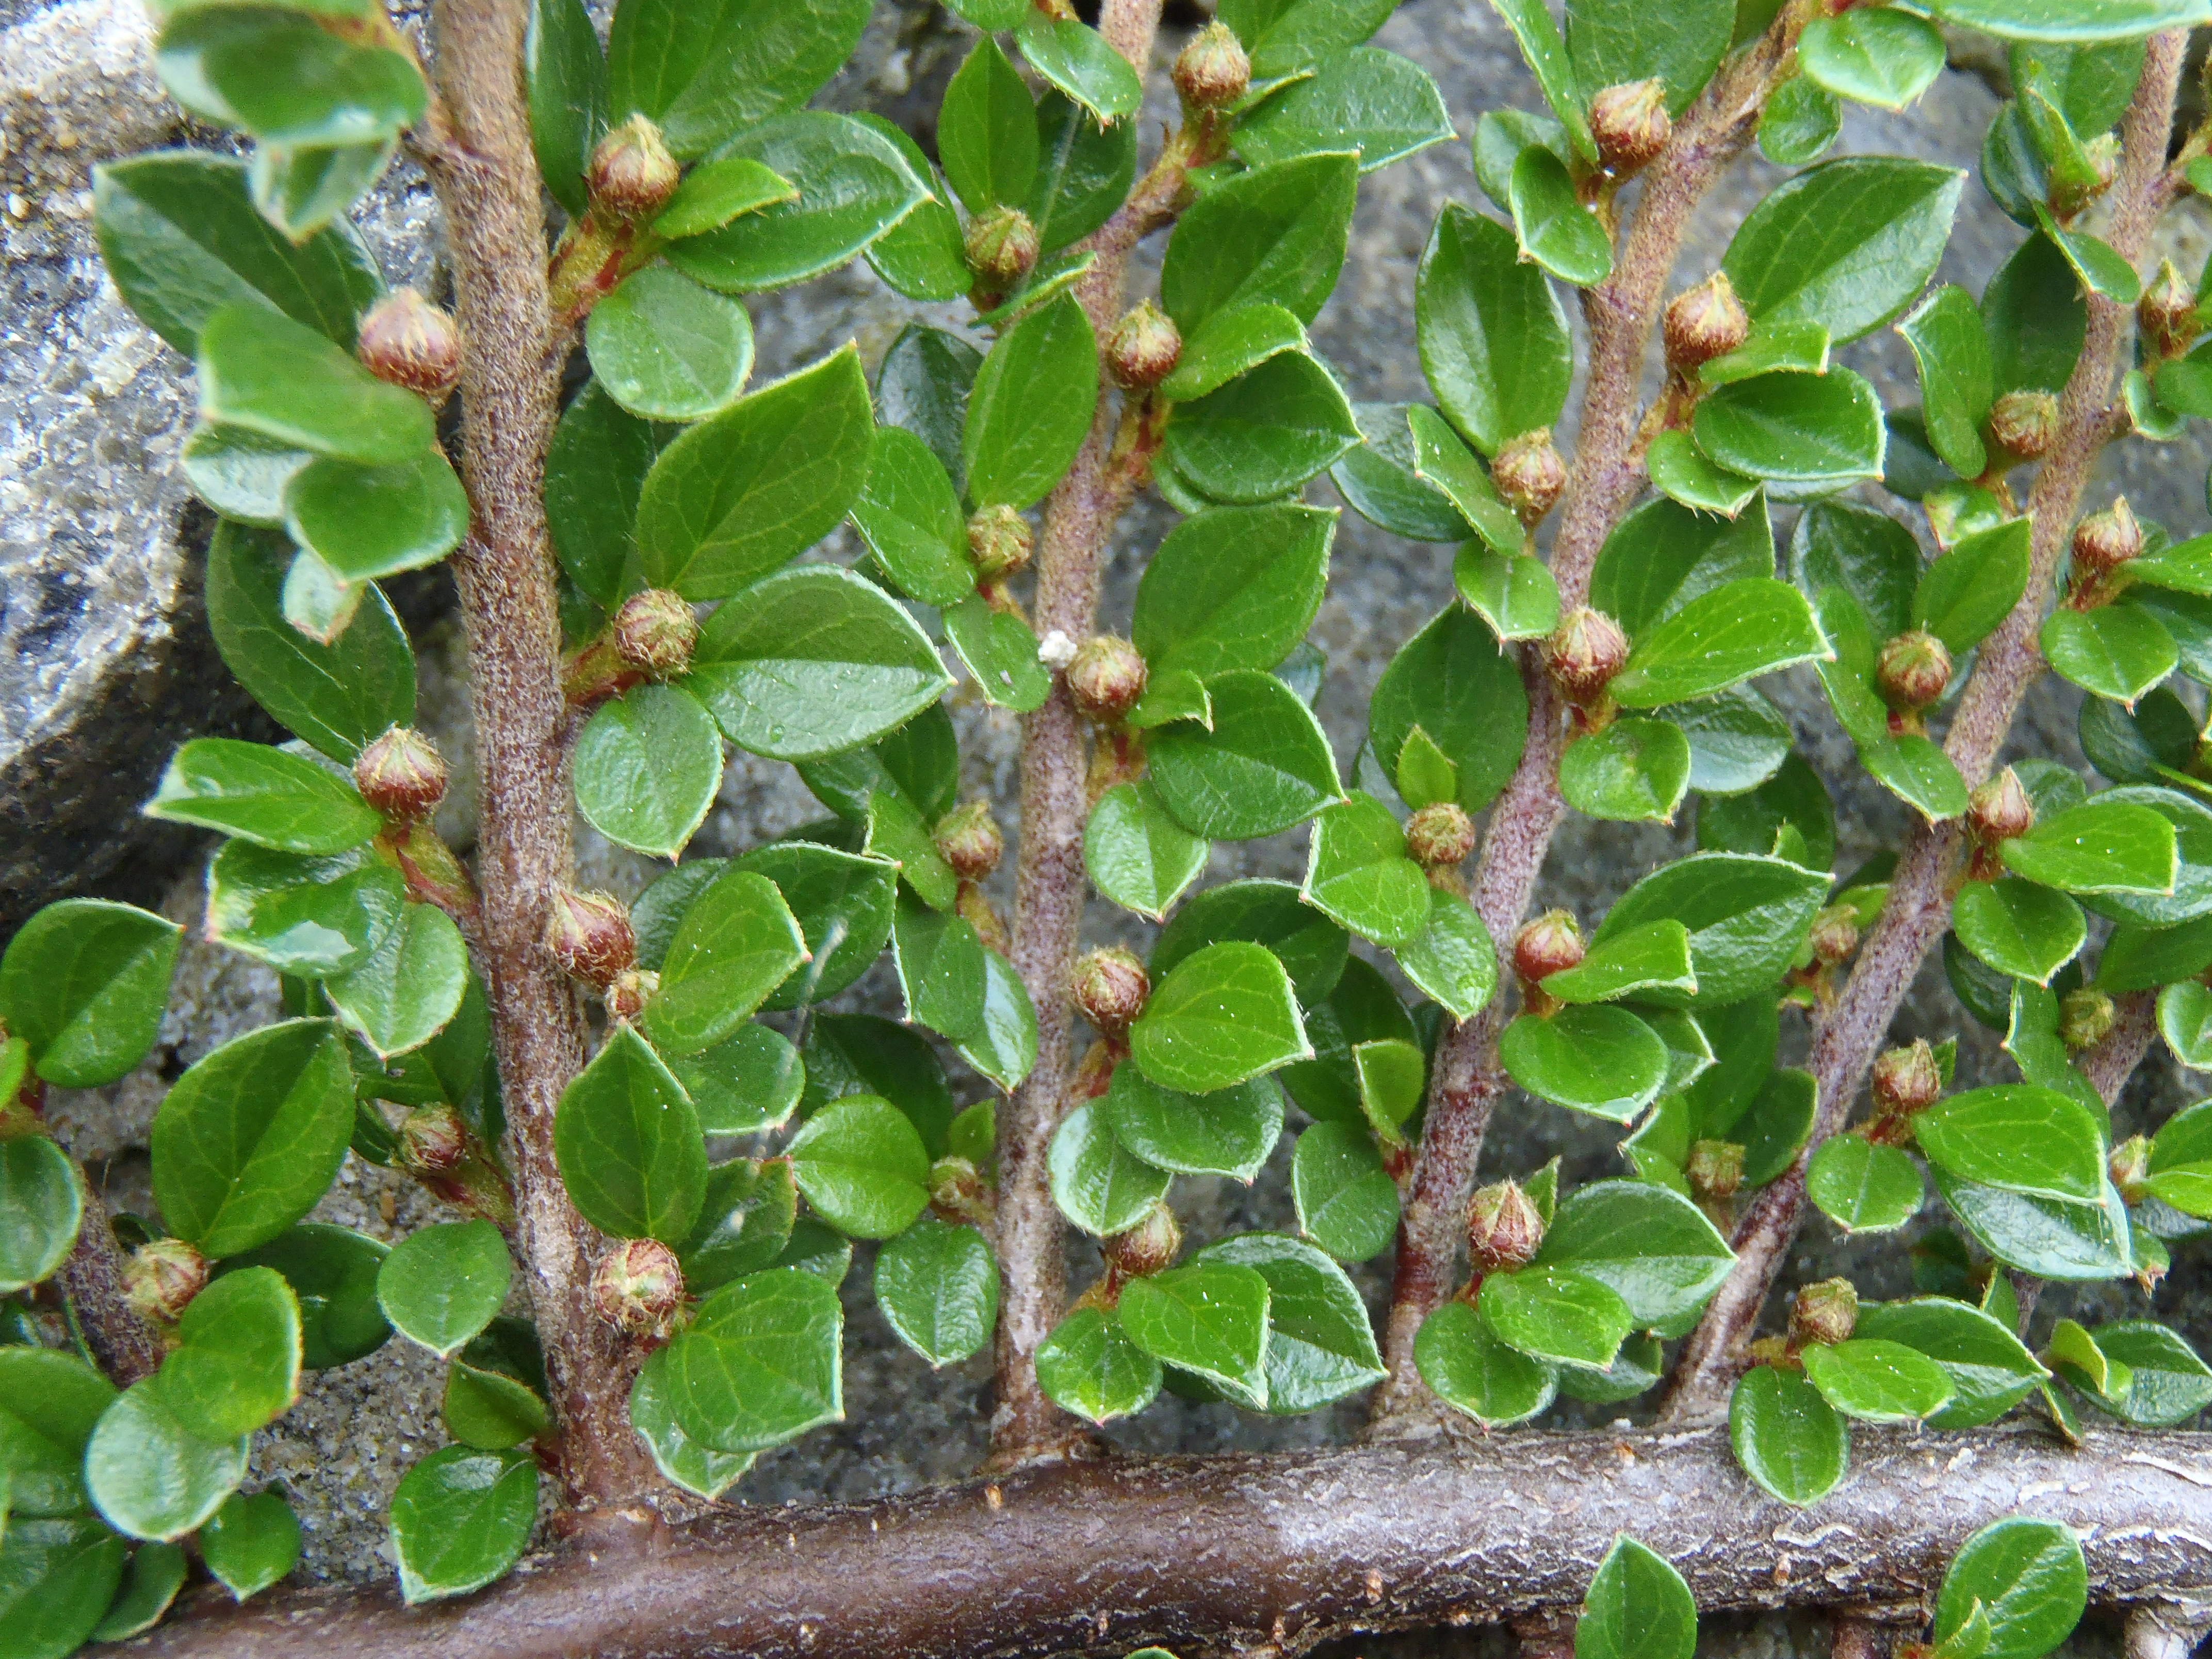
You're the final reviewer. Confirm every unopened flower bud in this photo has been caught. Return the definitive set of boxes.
[966,504,1034,583]
[929,1155,993,1223]
[964,204,1040,289]
[1987,389,2059,462]
[1876,629,1953,713]
[1809,903,1860,968]
[123,1238,207,1323]
[605,967,658,1024]
[1467,1179,1544,1275]
[1546,606,1630,706]
[398,1104,469,1175]
[1664,271,1750,373]
[354,288,461,400]
[2140,259,2201,359]
[1492,429,1567,525]
[1871,1038,1942,1117]
[545,889,636,989]
[1590,78,1671,175]
[2073,497,2143,576]
[1789,1276,1858,1349]
[2110,1132,2152,1200]
[611,589,698,679]
[1512,909,1585,985]
[1073,946,1149,1037]
[1066,635,1148,724]
[2059,986,2117,1051]
[1967,767,2035,848]
[354,726,447,822]
[1105,299,1182,392]
[933,802,1004,881]
[591,1238,685,1337]
[1405,802,1477,871]
[1686,1138,1745,1201]
[587,113,679,222]
[1104,1200,1182,1279]
[1172,21,1250,111]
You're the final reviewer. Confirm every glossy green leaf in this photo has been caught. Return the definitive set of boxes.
[1395,887,1500,1023]
[0,1516,127,1658]
[1047,1100,1172,1235]
[786,1095,930,1240]
[585,264,753,422]
[1612,578,1830,709]
[573,685,724,859]
[1034,1307,1161,1424]
[963,295,1097,512]
[1692,370,1886,487]
[662,1268,844,1453]
[953,951,1040,1094]
[1807,1135,1925,1234]
[204,840,405,979]
[1490,0,1595,158]
[1028,91,1136,253]
[526,0,606,214]
[1416,202,1572,456]
[1916,519,2032,657]
[2003,800,2178,894]
[1510,144,1611,285]
[1915,1085,2107,1202]
[849,426,971,608]
[735,842,897,1010]
[872,1215,996,1368]
[376,1220,510,1359]
[386,1445,536,1604]
[1131,940,1310,1095]
[889,896,985,1042]
[87,1539,188,1641]
[1535,1179,1736,1325]
[1542,921,1698,1006]
[85,1379,247,1542]
[158,1265,301,1441]
[1577,1536,1698,1659]
[246,137,396,242]
[1148,670,1340,841]
[1189,1232,1383,1412]
[1759,73,1843,166]
[1085,782,1210,922]
[2043,605,2178,707]
[552,1026,707,1244]
[1333,403,1475,541]
[1502,1005,1670,1122]
[224,1224,390,1370]
[1101,1067,1285,1182]
[1119,1262,1272,1409]
[606,0,869,157]
[1302,793,1429,947]
[2063,1322,2212,1426]
[1479,1264,1631,1372]
[0,1348,113,1518]
[196,304,430,467]
[627,1345,753,1500]
[644,870,805,1055]
[1371,607,1528,813]
[1666,687,1795,796]
[0,1140,80,1298]
[1238,47,1451,173]
[1162,153,1357,332]
[147,738,380,854]
[939,37,1037,213]
[1158,880,1352,1008]
[1899,285,1995,478]
[0,899,181,1090]
[1855,1297,2046,1428]
[1934,1518,2088,1659]
[324,901,467,1062]
[1801,1337,1956,1421]
[1414,1297,1557,1427]
[678,1157,799,1292]
[1560,719,1693,823]
[1729,1363,1847,1505]
[1133,505,1334,679]
[1290,1121,1398,1262]
[199,1490,302,1602]
[1014,12,1143,123]
[1595,496,1776,641]
[1162,349,1359,502]
[1801,8,1945,107]
[1593,852,1830,1006]
[942,597,1051,713]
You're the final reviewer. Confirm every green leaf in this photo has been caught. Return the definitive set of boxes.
[1943,1173,2130,1280]
[573,685,724,859]
[2064,1322,2212,1426]
[282,447,469,584]
[1100,1067,1285,1182]
[1738,1066,1818,1187]
[1801,1337,1956,1421]
[552,1026,707,1244]
[85,1379,247,1542]
[1855,1297,2046,1428]
[152,1019,354,1258]
[1510,145,1611,286]
[2043,605,2178,706]
[1934,1518,2088,1659]
[1189,1232,1384,1412]
[663,1268,844,1453]
[735,842,897,1010]
[180,420,313,528]
[1807,1135,1925,1234]
[644,870,805,1055]
[1028,91,1136,253]
[1501,1005,1670,1121]
[1914,1085,2107,1202]
[687,567,951,760]
[951,949,1039,1093]
[1720,157,1964,344]
[1595,495,1776,640]
[633,345,874,598]
[786,1095,930,1240]
[1034,1307,1162,1424]
[0,1517,127,1658]
[939,37,1037,213]
[585,264,754,422]
[1698,752,1836,868]
[1416,202,1572,456]
[154,5,422,139]
[2074,785,2212,926]
[198,1491,300,1603]
[1490,0,1595,159]
[2003,799,2178,894]
[1163,350,1360,502]
[1291,1121,1399,1262]
[1646,430,1761,517]
[1565,0,1731,111]
[224,1224,390,1370]
[386,1445,536,1604]
[963,295,1097,512]
[943,597,1052,713]
[158,1265,301,1440]
[1543,921,1698,1005]
[1730,1363,1848,1505]
[526,0,606,214]
[1302,793,1430,946]
[1414,1297,1556,1427]
[889,896,986,1042]
[1148,670,1341,841]
[1984,232,2089,395]
[1899,285,1995,477]
[872,1216,996,1368]
[849,426,971,608]
[1536,1178,1735,1325]
[1592,851,1830,1006]
[1612,579,1831,710]
[1371,607,1528,814]
[796,703,959,825]
[1666,687,1793,795]
[0,1347,113,1517]
[1698,319,1833,387]
[1131,940,1311,1094]
[866,793,955,911]
[88,1539,188,1640]
[1332,403,1476,541]
[147,738,380,854]
[1759,74,1843,166]
[1157,302,1309,404]
[324,902,468,1062]
[1916,519,2032,656]
[628,1346,753,1500]
[1691,369,1886,486]
[1048,1100,1174,1235]
[1408,406,1526,556]
[1561,719,1694,823]
[0,1140,80,1297]
[652,157,798,241]
[0,899,181,1089]
[1163,153,1357,332]
[544,382,678,608]
[1479,1264,1631,1371]
[606,0,868,156]
[1015,13,1144,123]
[197,304,431,467]
[1086,783,1209,921]
[2159,979,2212,1067]
[1933,0,2208,38]
[678,1157,799,1291]
[1801,8,1946,107]
[1577,1537,1698,1659]
[1133,505,1335,679]
[1954,878,2085,987]
[375,1220,510,1358]
[1119,1262,1273,1409]
[248,137,397,242]
[1159,880,1352,1012]
[204,840,405,979]
[1237,48,1452,174]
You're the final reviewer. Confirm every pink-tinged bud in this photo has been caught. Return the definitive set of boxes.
[1871,1039,1942,1117]
[1105,299,1182,392]
[1492,429,1567,525]
[1172,21,1250,111]
[1405,801,1477,870]
[1664,271,1750,374]
[545,889,636,989]
[587,113,679,222]
[1468,1179,1544,1275]
[1066,635,1148,724]
[1073,946,1149,1037]
[964,204,1040,289]
[933,802,1004,881]
[1876,630,1953,713]
[1686,1138,1745,1201]
[1546,606,1630,706]
[2073,497,2143,576]
[611,589,699,679]
[123,1238,208,1323]
[2059,986,2117,1051]
[1789,1276,1858,1349]
[354,288,461,401]
[353,726,448,822]
[1967,767,2035,848]
[1589,77,1671,175]
[1103,1200,1181,1279]
[2110,1132,2152,1201]
[2140,259,2201,359]
[1512,909,1585,985]
[590,1237,685,1337]
[966,504,1034,583]
[1809,903,1860,968]
[1987,389,2059,462]
[398,1103,469,1175]
[929,1154,993,1225]
[604,967,658,1024]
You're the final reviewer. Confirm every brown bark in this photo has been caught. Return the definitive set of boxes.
[54,1180,161,1386]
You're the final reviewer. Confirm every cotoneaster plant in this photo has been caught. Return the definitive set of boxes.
[6,0,2212,1655]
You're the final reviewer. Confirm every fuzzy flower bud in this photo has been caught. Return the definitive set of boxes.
[1512,909,1585,985]
[2140,259,2201,359]
[966,504,1034,583]
[2059,986,2117,1051]
[1967,766,2035,848]
[611,589,698,679]
[1405,802,1477,871]
[1172,21,1250,111]
[2110,1132,2153,1200]
[934,801,1004,881]
[1066,635,1148,724]
[1104,1200,1182,1279]
[1664,272,1750,374]
[1876,629,1953,713]
[1789,1276,1859,1349]
[2073,497,2143,577]
[1987,389,2059,462]
[353,725,448,822]
[1105,299,1182,392]
[1492,429,1567,525]
[964,204,1040,289]
[929,1155,993,1224]
[545,888,636,989]
[1871,1039,1942,1117]
[354,288,461,400]
[1589,78,1671,175]
[1809,903,1861,968]
[398,1104,469,1175]
[1467,1179,1544,1275]
[587,113,680,222]
[1546,606,1630,706]
[123,1238,208,1323]
[605,967,658,1024]
[1686,1138,1745,1201]
[591,1238,685,1337]
[1073,946,1149,1037]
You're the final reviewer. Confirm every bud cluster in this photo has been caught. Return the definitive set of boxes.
[123,1237,208,1324]
[1986,389,2058,464]
[1807,902,1860,969]
[1405,802,1477,882]
[964,204,1041,292]
[354,726,448,823]
[587,114,680,222]
[1512,909,1585,989]
[934,802,1004,882]
[1871,1038,1942,1119]
[929,1155,994,1226]
[1685,1138,1744,1203]
[2070,497,2142,605]
[1965,768,2034,880]
[1664,272,1750,376]
[591,1238,685,1338]
[1073,947,1149,1038]
[2109,1133,2152,1202]
[966,503,1034,587]
[606,967,659,1025]
[398,1104,516,1227]
[1875,630,1952,721]
[1107,300,1182,392]
[1467,1179,1544,1276]
[1172,22,1250,113]
[611,589,699,680]
[2059,986,2117,1051]
[546,888,637,989]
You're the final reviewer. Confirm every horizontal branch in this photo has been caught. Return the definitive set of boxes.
[134,1426,2212,1659]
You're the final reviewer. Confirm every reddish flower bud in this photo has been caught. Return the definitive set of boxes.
[1546,606,1630,706]
[1172,21,1250,111]
[966,504,1034,583]
[1809,903,1860,968]
[354,288,461,401]
[1405,802,1477,871]
[1104,1200,1182,1279]
[591,1237,685,1337]
[1589,78,1671,175]
[1686,1138,1745,1201]
[2073,497,2143,577]
[1512,909,1585,985]
[1987,389,2059,462]
[123,1237,208,1323]
[964,204,1040,289]
[1066,635,1148,724]
[1789,1276,1858,1349]
[398,1103,469,1175]
[1665,272,1751,375]
[611,589,699,680]
[1967,766,2035,848]
[2110,1132,2152,1201]
[1871,1039,1942,1117]
[934,802,1004,881]
[545,888,637,989]
[2059,986,2117,1051]
[354,726,448,822]
[1876,629,1953,713]
[604,967,659,1024]
[1073,946,1149,1037]
[1492,429,1567,525]
[2139,259,2201,359]
[1105,299,1182,392]
[587,113,679,222]
[1468,1179,1544,1275]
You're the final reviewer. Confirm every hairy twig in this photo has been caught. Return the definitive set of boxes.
[54,1179,162,1386]
[1661,29,2190,1425]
